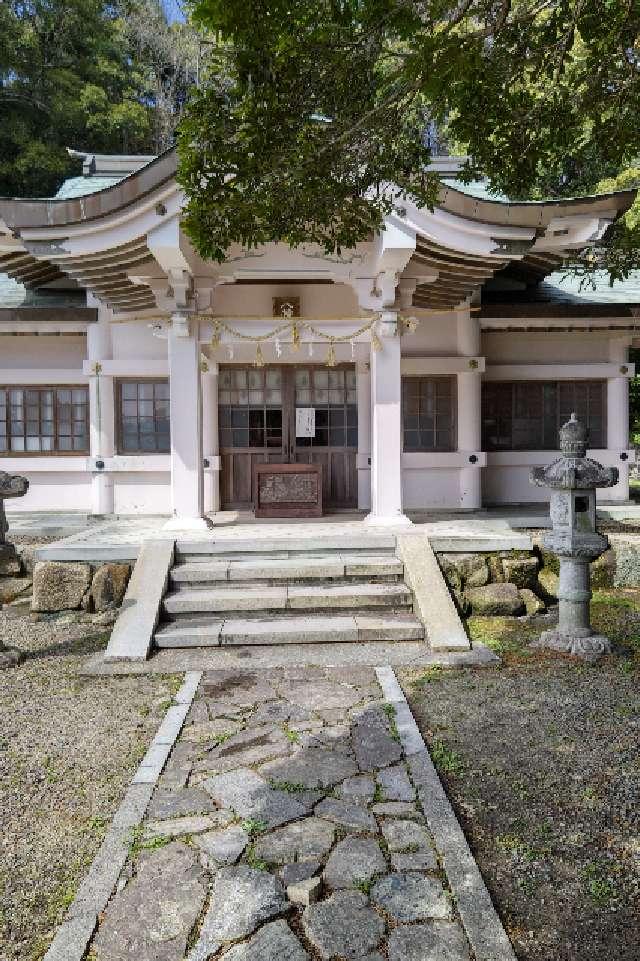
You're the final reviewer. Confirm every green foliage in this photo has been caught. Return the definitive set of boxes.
[179,0,640,274]
[0,0,197,197]
[430,738,464,776]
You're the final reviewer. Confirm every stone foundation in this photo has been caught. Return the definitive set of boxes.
[0,552,131,618]
[435,537,633,618]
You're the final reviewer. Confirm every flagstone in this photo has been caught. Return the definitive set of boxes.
[301,890,386,960]
[252,817,335,864]
[278,860,323,885]
[202,768,308,828]
[92,842,205,961]
[194,724,291,772]
[194,824,249,867]
[314,797,377,832]
[387,922,470,961]
[279,679,362,711]
[338,775,376,801]
[259,748,358,789]
[371,873,451,923]
[221,920,309,961]
[352,706,402,771]
[376,765,415,802]
[323,836,386,890]
[146,787,215,820]
[380,820,433,854]
[188,865,287,959]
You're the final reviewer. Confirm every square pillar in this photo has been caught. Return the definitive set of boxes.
[456,310,483,510]
[164,313,208,530]
[606,338,631,502]
[366,312,411,526]
[356,361,371,510]
[87,308,115,516]
[202,361,220,514]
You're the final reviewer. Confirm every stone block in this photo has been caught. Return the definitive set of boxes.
[287,876,322,906]
[31,561,91,612]
[0,546,22,576]
[90,563,131,611]
[465,582,525,616]
[0,576,31,605]
[537,567,559,601]
[519,588,545,616]
[501,556,539,589]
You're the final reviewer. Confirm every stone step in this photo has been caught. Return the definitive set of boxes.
[175,533,397,556]
[162,582,413,616]
[154,612,424,647]
[169,554,404,584]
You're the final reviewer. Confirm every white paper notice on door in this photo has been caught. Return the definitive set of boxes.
[296,407,316,438]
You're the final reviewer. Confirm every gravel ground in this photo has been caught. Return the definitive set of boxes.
[400,593,640,961]
[0,608,179,961]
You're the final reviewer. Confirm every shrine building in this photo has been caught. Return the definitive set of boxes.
[1,149,638,528]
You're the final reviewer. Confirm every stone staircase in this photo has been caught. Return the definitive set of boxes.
[154,534,425,648]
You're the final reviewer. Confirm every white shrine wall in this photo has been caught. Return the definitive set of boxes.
[0,303,634,515]
[480,331,633,505]
[0,334,92,511]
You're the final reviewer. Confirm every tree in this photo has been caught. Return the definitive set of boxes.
[0,0,197,197]
[178,1,640,271]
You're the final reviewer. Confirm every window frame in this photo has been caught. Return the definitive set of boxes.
[401,375,457,453]
[0,384,90,457]
[481,380,607,452]
[115,378,171,455]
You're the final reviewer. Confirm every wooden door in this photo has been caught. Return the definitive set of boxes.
[219,364,359,510]
[218,366,285,508]
[290,365,358,508]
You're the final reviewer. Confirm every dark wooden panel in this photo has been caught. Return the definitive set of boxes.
[253,462,323,517]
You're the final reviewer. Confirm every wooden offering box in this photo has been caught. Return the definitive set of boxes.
[253,462,323,518]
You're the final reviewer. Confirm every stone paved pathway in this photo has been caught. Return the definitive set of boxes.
[87,667,475,960]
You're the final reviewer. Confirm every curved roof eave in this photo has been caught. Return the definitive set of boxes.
[437,181,637,226]
[0,146,636,234]
[0,149,178,231]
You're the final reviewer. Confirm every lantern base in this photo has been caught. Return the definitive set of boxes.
[533,629,612,661]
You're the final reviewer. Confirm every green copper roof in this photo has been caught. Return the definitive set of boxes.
[54,174,125,199]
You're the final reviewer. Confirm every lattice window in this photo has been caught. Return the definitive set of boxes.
[294,367,357,448]
[117,380,170,453]
[0,386,89,454]
[402,377,456,451]
[482,381,606,451]
[219,367,283,449]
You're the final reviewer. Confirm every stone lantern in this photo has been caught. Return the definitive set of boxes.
[530,413,618,659]
[0,470,29,668]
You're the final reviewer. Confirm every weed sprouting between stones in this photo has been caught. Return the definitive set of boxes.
[245,844,269,871]
[283,725,300,743]
[127,826,171,858]
[430,738,464,776]
[268,779,307,794]
[382,702,401,743]
[240,817,268,837]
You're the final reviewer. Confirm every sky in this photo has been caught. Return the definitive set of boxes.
[162,0,185,23]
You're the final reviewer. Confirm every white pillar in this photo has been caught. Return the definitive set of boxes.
[87,308,115,516]
[164,313,208,530]
[456,310,483,509]
[366,312,411,525]
[202,361,220,515]
[356,361,371,510]
[606,338,631,502]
